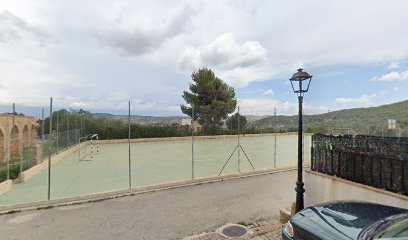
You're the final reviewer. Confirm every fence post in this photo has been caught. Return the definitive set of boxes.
[403,161,407,194]
[274,107,277,168]
[330,148,334,175]
[7,103,13,180]
[56,111,59,152]
[41,108,45,158]
[353,153,357,180]
[75,114,78,141]
[128,101,131,189]
[48,97,53,200]
[379,159,383,188]
[389,158,393,191]
[191,103,194,180]
[369,155,374,186]
[336,150,340,176]
[237,106,240,173]
[310,137,314,171]
[66,112,69,147]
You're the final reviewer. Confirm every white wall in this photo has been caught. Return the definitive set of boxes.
[304,170,408,209]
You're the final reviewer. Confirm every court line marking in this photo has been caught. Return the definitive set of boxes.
[59,173,81,198]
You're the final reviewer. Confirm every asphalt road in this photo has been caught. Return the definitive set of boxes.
[0,170,296,240]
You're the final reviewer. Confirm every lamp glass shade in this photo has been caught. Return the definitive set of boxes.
[290,68,312,94]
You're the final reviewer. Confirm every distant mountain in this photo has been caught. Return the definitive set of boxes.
[92,113,188,125]
[92,113,114,117]
[92,113,270,125]
[245,115,271,123]
[92,100,408,135]
[252,100,408,135]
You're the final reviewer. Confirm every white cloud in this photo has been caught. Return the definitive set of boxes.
[387,61,400,69]
[237,98,327,116]
[96,2,198,57]
[0,10,51,47]
[0,58,91,99]
[219,66,274,88]
[262,89,274,97]
[71,101,86,108]
[237,98,294,115]
[177,33,269,88]
[371,70,408,82]
[43,97,181,116]
[1,0,408,115]
[334,94,376,105]
[178,33,267,71]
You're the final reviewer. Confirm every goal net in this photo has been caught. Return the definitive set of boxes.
[79,134,99,161]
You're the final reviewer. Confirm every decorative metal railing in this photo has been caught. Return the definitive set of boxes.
[311,133,408,195]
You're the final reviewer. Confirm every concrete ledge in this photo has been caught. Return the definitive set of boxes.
[0,166,297,214]
[279,208,291,224]
[19,143,82,182]
[305,170,408,209]
[279,202,295,224]
[18,160,47,183]
[0,180,12,196]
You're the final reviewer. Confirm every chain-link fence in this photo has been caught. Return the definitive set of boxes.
[0,97,312,206]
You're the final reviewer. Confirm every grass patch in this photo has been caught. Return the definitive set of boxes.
[0,154,37,182]
[237,221,250,227]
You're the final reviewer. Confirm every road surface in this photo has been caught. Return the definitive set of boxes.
[0,170,296,240]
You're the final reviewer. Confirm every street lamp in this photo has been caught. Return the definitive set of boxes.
[290,68,312,213]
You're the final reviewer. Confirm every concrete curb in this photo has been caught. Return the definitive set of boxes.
[0,167,297,214]
[0,180,12,196]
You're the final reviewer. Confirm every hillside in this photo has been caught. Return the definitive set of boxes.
[252,100,408,135]
[92,100,408,135]
[93,113,187,125]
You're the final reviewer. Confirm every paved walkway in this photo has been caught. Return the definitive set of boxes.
[0,171,295,240]
[185,219,283,240]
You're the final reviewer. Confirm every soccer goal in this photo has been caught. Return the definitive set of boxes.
[79,134,99,161]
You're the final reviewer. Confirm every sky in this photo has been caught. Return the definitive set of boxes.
[1,0,408,117]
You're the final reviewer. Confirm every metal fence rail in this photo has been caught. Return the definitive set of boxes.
[311,133,408,195]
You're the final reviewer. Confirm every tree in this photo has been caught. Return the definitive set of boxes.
[226,113,247,132]
[181,68,237,134]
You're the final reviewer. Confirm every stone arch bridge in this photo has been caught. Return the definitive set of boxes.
[0,114,39,163]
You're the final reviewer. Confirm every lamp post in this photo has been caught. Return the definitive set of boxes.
[290,68,312,213]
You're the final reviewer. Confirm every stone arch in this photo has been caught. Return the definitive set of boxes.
[10,125,20,160]
[31,124,37,140]
[0,129,4,163]
[23,125,30,146]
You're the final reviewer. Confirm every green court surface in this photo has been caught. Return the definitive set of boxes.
[0,134,311,206]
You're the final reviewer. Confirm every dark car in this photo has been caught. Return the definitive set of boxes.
[282,201,408,240]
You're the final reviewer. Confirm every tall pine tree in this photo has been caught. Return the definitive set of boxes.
[181,68,236,134]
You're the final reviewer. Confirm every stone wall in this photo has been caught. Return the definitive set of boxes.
[0,114,39,163]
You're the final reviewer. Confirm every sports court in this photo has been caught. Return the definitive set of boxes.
[0,134,311,206]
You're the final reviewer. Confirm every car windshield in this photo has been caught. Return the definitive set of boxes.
[374,217,408,239]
